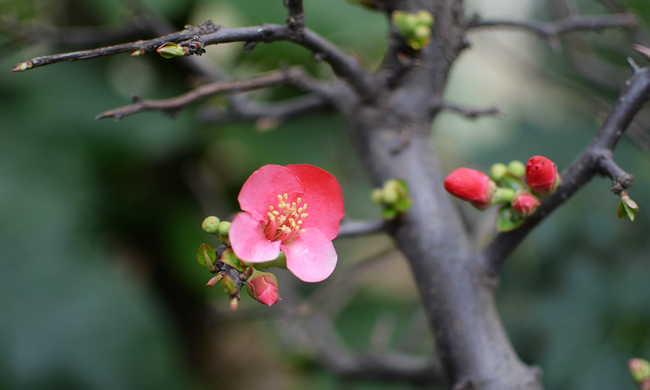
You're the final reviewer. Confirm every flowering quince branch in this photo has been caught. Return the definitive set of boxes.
[13,1,650,388]
[483,65,650,277]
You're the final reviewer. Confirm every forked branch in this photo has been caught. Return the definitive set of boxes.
[483,66,650,276]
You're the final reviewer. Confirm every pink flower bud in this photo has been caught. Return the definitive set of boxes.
[511,190,540,217]
[444,168,496,210]
[247,272,281,306]
[525,156,561,195]
[630,358,650,383]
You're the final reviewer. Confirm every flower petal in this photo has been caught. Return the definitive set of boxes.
[238,165,304,221]
[230,212,281,262]
[286,164,344,240]
[282,227,337,283]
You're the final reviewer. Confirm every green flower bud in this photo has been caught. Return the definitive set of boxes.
[202,216,221,234]
[392,11,419,37]
[382,182,400,205]
[218,221,231,237]
[490,163,508,182]
[416,10,434,27]
[508,160,526,178]
[371,188,384,205]
[490,187,515,205]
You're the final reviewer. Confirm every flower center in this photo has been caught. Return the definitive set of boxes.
[262,194,308,243]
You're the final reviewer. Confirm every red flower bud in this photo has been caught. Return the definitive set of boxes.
[444,168,496,210]
[511,190,540,217]
[247,272,281,306]
[525,156,561,195]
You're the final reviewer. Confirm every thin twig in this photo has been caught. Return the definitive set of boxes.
[337,217,387,238]
[11,20,220,72]
[483,66,650,277]
[200,94,332,124]
[197,24,376,100]
[95,67,315,121]
[468,14,637,50]
[431,99,503,120]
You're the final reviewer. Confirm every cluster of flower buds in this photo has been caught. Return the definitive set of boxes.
[391,10,434,50]
[629,358,650,390]
[371,179,413,219]
[202,216,231,246]
[444,156,560,232]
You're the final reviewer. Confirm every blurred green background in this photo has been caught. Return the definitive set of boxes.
[1,0,650,389]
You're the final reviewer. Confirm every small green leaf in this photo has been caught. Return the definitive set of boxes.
[382,208,398,220]
[496,205,526,232]
[220,248,244,271]
[619,201,637,221]
[196,244,218,272]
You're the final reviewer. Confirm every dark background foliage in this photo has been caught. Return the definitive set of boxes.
[1,0,649,389]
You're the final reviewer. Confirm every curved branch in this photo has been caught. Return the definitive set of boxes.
[95,67,322,121]
[198,24,375,100]
[468,14,637,48]
[483,66,650,277]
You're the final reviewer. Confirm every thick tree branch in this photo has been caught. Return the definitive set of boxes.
[468,14,637,48]
[95,67,322,121]
[483,66,650,277]
[285,0,305,38]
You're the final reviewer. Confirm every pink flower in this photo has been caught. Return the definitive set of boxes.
[511,190,540,217]
[525,156,561,195]
[444,168,496,210]
[229,164,344,283]
[247,271,281,306]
